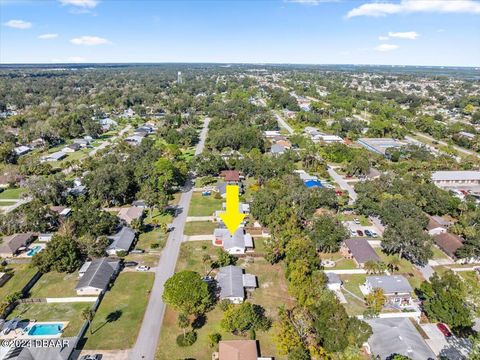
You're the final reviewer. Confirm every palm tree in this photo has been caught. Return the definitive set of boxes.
[202,254,212,276]
[387,256,401,273]
[177,313,190,338]
[364,260,377,275]
[81,308,95,334]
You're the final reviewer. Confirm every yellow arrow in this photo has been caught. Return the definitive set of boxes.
[219,185,246,235]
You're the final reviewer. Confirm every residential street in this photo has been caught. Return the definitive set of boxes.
[130,118,210,360]
[414,132,479,159]
[327,166,357,204]
[273,111,294,135]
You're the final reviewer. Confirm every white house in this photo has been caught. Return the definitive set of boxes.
[216,265,257,304]
[213,228,253,255]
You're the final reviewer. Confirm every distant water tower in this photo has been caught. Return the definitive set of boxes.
[177,71,182,84]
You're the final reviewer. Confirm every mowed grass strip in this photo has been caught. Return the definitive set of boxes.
[184,221,216,236]
[188,192,223,216]
[28,271,78,298]
[0,263,38,299]
[83,272,154,350]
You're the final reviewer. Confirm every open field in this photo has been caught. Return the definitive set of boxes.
[83,272,154,350]
[28,271,78,298]
[188,192,223,217]
[184,221,216,235]
[157,241,291,360]
[8,302,86,337]
[0,263,38,299]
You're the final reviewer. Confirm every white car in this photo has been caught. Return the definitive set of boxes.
[353,218,360,225]
[371,231,378,238]
[350,230,357,237]
[136,265,150,272]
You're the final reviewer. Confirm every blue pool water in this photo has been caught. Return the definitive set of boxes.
[27,246,42,257]
[27,323,63,336]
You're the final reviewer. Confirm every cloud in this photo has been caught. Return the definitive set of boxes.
[347,0,480,18]
[285,0,338,5]
[67,56,87,62]
[70,35,111,45]
[38,33,59,39]
[388,31,419,39]
[4,19,32,29]
[59,0,98,8]
[375,43,399,52]
[378,36,389,41]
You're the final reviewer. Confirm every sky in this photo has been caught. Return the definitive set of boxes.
[1,0,479,66]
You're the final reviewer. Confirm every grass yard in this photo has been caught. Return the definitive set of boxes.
[156,241,290,360]
[338,213,371,226]
[143,209,173,227]
[8,302,87,337]
[124,253,160,267]
[136,228,167,250]
[430,245,450,260]
[0,263,38,299]
[340,274,366,299]
[188,192,223,217]
[319,252,358,269]
[184,221,217,236]
[28,271,78,298]
[374,248,425,289]
[83,272,154,350]
[0,201,16,206]
[0,187,25,199]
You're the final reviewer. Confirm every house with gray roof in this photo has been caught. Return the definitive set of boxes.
[366,318,436,360]
[340,239,380,267]
[213,228,253,255]
[363,275,413,308]
[270,143,286,155]
[75,258,120,296]
[107,226,136,255]
[216,265,257,304]
[41,151,67,162]
[0,233,34,258]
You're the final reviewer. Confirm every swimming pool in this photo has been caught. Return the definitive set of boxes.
[27,323,63,336]
[27,246,42,257]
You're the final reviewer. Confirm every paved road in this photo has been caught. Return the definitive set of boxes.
[414,132,479,159]
[326,166,357,204]
[130,118,210,360]
[0,197,31,213]
[273,111,294,135]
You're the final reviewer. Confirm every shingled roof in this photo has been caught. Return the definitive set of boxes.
[75,258,119,291]
[344,238,380,264]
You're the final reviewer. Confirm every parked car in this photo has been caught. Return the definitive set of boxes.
[201,191,211,196]
[364,229,372,237]
[130,249,145,254]
[436,323,452,337]
[350,230,357,237]
[136,265,150,272]
[356,230,364,237]
[353,218,360,225]
[123,261,138,267]
[371,231,378,238]
[80,355,102,360]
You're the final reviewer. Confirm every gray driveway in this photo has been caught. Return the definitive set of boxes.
[129,118,210,360]
[327,166,357,204]
[273,111,294,135]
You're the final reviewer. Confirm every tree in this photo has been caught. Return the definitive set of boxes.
[364,288,386,317]
[81,308,95,335]
[208,332,222,348]
[418,271,473,333]
[381,218,433,265]
[308,215,348,252]
[163,271,214,315]
[202,254,212,275]
[221,302,271,335]
[215,248,237,267]
[468,333,480,360]
[32,234,82,273]
[177,313,190,337]
[77,235,109,258]
[387,255,401,273]
[364,261,385,275]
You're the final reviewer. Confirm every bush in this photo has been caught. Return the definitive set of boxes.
[150,243,160,249]
[219,299,231,311]
[208,332,222,348]
[248,328,256,340]
[176,331,197,347]
[116,250,128,257]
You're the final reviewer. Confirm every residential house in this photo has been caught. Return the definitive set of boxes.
[125,134,145,146]
[73,138,91,148]
[0,233,35,258]
[41,151,67,162]
[0,174,24,188]
[214,202,249,223]
[107,226,136,255]
[75,258,120,296]
[326,272,342,291]
[123,108,135,118]
[62,143,81,153]
[363,275,413,308]
[38,233,53,242]
[220,170,241,184]
[357,138,407,157]
[50,206,72,218]
[275,139,292,149]
[433,232,463,260]
[213,228,253,255]
[340,239,380,268]
[217,340,272,360]
[431,171,480,188]
[215,265,256,304]
[13,145,31,157]
[264,130,281,138]
[99,117,118,130]
[319,134,343,144]
[365,318,436,360]
[426,215,452,236]
[216,182,227,198]
[68,185,87,196]
[270,144,286,155]
[132,200,147,208]
[117,206,144,225]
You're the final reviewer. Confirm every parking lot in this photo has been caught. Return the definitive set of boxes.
[343,220,383,238]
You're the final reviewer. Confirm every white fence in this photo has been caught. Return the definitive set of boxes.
[46,297,98,303]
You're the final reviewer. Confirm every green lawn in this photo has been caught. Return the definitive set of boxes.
[340,274,366,299]
[184,221,216,236]
[338,213,371,226]
[0,201,16,206]
[374,248,425,289]
[8,302,86,337]
[28,271,78,298]
[156,241,290,360]
[83,272,154,350]
[0,187,25,199]
[430,245,450,260]
[188,192,223,216]
[136,228,167,250]
[0,263,38,299]
[143,209,173,227]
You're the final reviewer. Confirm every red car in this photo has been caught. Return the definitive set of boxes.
[356,230,364,237]
[437,323,452,337]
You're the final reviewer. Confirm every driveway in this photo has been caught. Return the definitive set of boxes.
[327,166,357,204]
[421,323,471,359]
[129,118,210,360]
[272,111,294,135]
